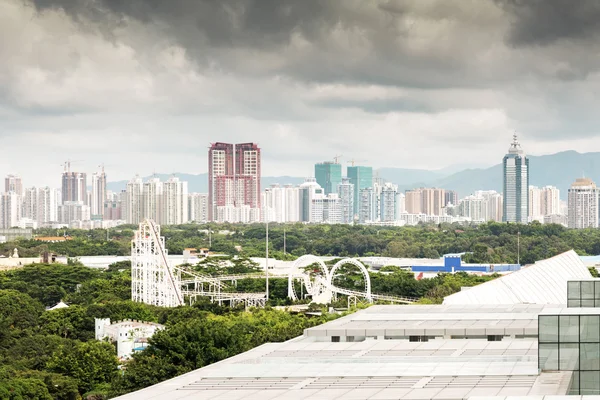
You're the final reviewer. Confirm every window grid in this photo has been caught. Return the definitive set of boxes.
[539,314,600,395]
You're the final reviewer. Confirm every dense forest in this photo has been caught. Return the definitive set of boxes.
[0,262,340,399]
[3,221,600,265]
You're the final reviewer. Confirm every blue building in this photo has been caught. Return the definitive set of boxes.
[412,254,520,274]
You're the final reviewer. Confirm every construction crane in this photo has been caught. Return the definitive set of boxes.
[347,158,368,167]
[61,160,84,173]
[333,154,343,164]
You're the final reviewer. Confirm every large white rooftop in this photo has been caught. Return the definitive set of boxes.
[443,250,591,305]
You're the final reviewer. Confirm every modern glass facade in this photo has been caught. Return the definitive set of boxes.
[347,166,373,217]
[568,280,600,308]
[503,134,529,223]
[539,313,600,394]
[314,162,342,196]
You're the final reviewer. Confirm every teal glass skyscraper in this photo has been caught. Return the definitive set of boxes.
[503,134,529,223]
[314,162,342,195]
[347,165,373,218]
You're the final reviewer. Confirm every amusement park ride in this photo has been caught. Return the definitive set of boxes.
[131,220,417,308]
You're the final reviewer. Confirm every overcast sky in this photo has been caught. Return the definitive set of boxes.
[3,0,600,186]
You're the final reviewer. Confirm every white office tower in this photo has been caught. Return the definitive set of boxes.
[459,191,503,222]
[0,192,21,228]
[479,190,504,222]
[322,194,342,224]
[379,183,398,222]
[568,178,600,229]
[396,193,406,215]
[91,168,107,219]
[22,188,38,221]
[337,178,354,224]
[358,187,377,223]
[458,195,484,221]
[541,186,561,216]
[262,185,284,222]
[58,201,90,224]
[528,186,542,221]
[299,178,323,223]
[37,187,58,225]
[143,178,163,223]
[284,184,300,222]
[188,193,209,223]
[126,176,143,224]
[161,177,188,225]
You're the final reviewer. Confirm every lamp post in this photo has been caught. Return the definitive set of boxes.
[517,231,521,265]
[265,220,269,303]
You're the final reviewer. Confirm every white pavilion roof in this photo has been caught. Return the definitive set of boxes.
[443,250,591,305]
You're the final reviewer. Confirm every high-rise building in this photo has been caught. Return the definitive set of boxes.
[143,178,163,223]
[458,191,503,222]
[541,186,561,216]
[208,142,261,222]
[235,143,261,209]
[337,178,354,224]
[315,162,342,195]
[58,202,90,224]
[37,187,59,225]
[444,190,458,207]
[358,187,377,223]
[188,193,209,223]
[421,188,446,216]
[380,183,398,222]
[22,188,37,222]
[405,189,422,214]
[396,193,406,214]
[208,142,235,221]
[299,178,323,223]
[567,178,599,229]
[91,167,107,218]
[503,134,529,223]
[0,192,21,228]
[61,166,87,204]
[161,177,188,225]
[529,186,542,220]
[5,175,22,197]
[347,166,373,217]
[126,176,143,224]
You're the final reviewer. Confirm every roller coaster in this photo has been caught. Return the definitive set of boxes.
[131,220,417,309]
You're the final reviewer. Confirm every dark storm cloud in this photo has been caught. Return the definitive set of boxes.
[497,0,600,46]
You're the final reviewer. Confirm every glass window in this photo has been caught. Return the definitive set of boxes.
[581,316,600,342]
[582,299,595,308]
[582,282,595,300]
[559,343,579,370]
[539,343,559,371]
[560,315,580,343]
[569,299,581,308]
[595,281,600,300]
[570,371,579,395]
[569,281,581,299]
[580,343,600,371]
[539,315,559,343]
[580,371,600,395]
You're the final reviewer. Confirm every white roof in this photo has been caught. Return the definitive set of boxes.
[47,301,69,310]
[443,250,591,305]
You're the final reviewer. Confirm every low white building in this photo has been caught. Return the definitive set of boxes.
[95,318,165,359]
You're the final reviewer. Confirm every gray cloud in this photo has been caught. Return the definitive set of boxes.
[3,0,600,187]
[497,0,600,47]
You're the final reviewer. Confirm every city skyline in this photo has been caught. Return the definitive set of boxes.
[4,1,600,186]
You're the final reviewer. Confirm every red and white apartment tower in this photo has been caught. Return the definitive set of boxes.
[208,142,261,221]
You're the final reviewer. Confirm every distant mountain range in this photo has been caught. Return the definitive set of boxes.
[107,151,600,199]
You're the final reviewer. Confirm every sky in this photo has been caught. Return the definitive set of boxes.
[3,0,600,186]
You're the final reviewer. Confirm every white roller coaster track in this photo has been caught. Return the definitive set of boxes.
[131,220,266,308]
[288,255,418,304]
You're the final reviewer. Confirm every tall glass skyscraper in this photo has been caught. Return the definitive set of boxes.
[314,162,342,195]
[347,165,373,218]
[503,134,529,223]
